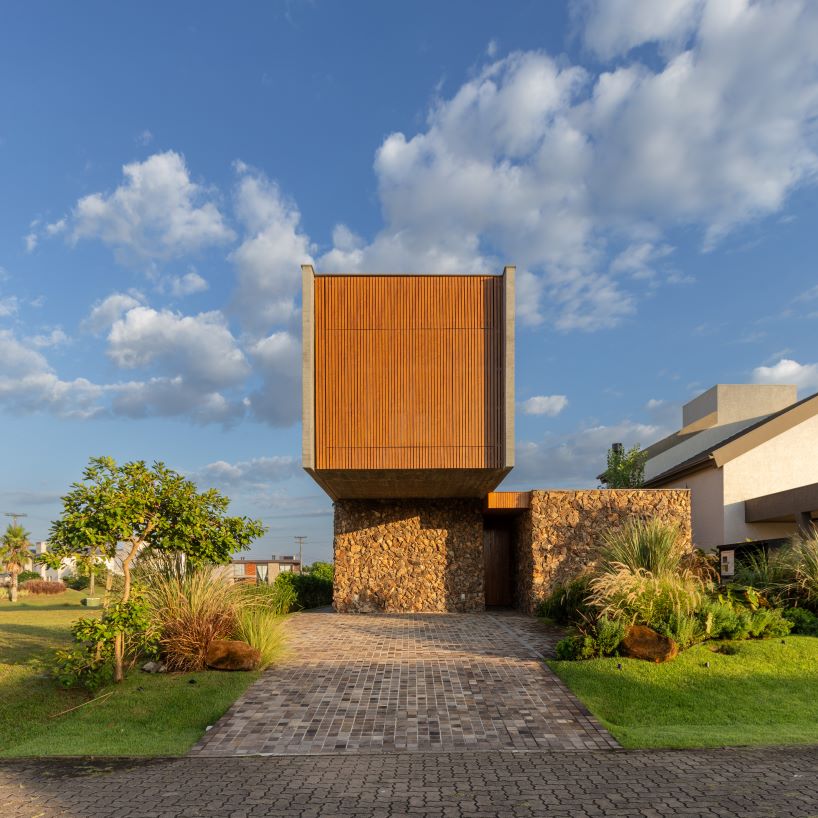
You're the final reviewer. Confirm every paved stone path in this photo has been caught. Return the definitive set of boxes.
[191,611,616,755]
[3,748,818,817]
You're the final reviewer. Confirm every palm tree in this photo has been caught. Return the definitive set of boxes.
[1,523,32,602]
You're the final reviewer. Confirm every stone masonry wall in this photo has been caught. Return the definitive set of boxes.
[334,499,484,612]
[516,489,691,615]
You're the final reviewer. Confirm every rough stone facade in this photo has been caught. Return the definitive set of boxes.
[516,489,692,615]
[334,499,484,612]
[334,489,690,614]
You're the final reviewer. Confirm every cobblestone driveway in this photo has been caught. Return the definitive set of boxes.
[191,611,617,755]
[3,749,818,817]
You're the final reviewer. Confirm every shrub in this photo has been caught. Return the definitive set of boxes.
[599,518,688,575]
[588,566,705,630]
[21,579,66,595]
[145,571,239,671]
[239,580,297,616]
[536,576,592,625]
[51,597,156,690]
[306,561,334,582]
[234,608,286,669]
[274,571,332,610]
[782,606,818,635]
[698,599,743,640]
[554,615,625,661]
[733,547,794,606]
[790,530,818,610]
[18,570,41,583]
[66,574,90,591]
[660,611,705,649]
[748,608,791,639]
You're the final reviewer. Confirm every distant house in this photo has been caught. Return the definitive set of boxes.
[214,555,303,585]
[644,384,818,575]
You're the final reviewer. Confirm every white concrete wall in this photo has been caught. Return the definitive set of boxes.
[660,468,725,551]
[722,412,818,543]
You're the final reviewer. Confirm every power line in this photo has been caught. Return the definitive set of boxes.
[4,511,28,527]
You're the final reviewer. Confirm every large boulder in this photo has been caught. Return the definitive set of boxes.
[206,639,260,671]
[620,625,678,663]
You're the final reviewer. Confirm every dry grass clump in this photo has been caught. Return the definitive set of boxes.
[600,518,688,575]
[145,571,239,671]
[589,565,705,627]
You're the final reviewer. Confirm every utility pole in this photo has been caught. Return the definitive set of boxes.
[294,536,306,574]
[4,511,27,527]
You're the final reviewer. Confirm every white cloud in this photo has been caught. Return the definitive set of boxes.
[107,306,249,389]
[520,394,568,416]
[28,328,69,349]
[70,151,234,262]
[580,0,703,60]
[84,292,145,334]
[0,296,19,317]
[196,455,299,487]
[752,357,818,393]
[167,271,209,297]
[318,3,818,330]
[136,129,154,146]
[246,330,301,426]
[510,419,663,488]
[230,163,313,334]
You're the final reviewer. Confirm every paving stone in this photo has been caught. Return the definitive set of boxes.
[191,610,609,756]
[3,750,817,818]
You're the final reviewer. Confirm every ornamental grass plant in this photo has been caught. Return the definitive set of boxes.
[144,570,239,671]
[599,518,688,575]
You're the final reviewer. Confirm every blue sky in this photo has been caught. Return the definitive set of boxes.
[2,0,818,562]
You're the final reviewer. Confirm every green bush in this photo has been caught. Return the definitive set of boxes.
[659,611,705,649]
[782,607,818,635]
[536,576,592,625]
[790,530,818,610]
[17,570,41,583]
[274,571,332,611]
[306,561,334,582]
[554,616,625,661]
[748,608,791,639]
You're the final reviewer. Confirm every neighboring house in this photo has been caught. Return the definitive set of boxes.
[301,265,690,613]
[25,541,125,581]
[214,555,302,585]
[644,384,818,575]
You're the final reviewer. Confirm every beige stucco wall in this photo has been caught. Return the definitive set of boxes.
[722,412,818,543]
[660,468,725,551]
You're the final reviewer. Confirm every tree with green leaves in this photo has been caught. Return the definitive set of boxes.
[1,523,32,602]
[599,443,647,488]
[48,456,266,682]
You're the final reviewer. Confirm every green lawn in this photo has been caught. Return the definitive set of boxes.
[0,590,259,757]
[549,636,818,749]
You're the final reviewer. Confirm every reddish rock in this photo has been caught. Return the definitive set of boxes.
[206,639,260,671]
[620,625,678,663]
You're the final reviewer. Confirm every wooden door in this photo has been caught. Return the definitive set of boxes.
[484,528,513,607]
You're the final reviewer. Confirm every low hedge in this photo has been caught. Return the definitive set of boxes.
[21,579,67,595]
[273,572,332,611]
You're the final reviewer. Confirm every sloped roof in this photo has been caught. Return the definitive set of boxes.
[644,391,818,486]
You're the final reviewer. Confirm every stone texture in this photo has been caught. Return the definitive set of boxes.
[191,610,616,756]
[516,489,691,614]
[205,639,260,671]
[334,490,690,614]
[4,749,818,817]
[334,499,484,613]
[621,624,679,663]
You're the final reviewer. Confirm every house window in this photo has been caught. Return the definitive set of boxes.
[233,564,245,578]
[279,564,292,573]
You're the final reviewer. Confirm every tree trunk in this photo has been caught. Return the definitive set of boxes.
[89,562,95,598]
[114,539,141,684]
[10,573,17,603]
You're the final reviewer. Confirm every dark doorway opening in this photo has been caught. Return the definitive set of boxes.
[483,517,516,608]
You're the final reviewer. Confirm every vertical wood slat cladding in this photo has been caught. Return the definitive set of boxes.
[314,275,504,470]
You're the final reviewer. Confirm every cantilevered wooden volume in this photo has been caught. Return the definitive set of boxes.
[302,266,515,499]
